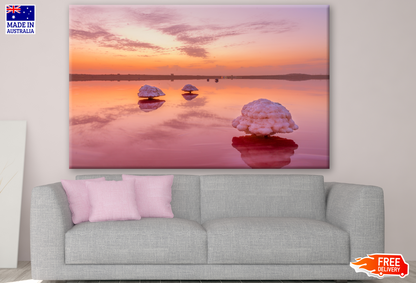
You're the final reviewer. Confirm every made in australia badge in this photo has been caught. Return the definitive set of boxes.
[5,4,36,34]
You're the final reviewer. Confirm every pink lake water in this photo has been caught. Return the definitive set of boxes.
[69,79,329,169]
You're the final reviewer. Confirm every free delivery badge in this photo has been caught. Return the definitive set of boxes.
[350,253,409,279]
[5,5,36,34]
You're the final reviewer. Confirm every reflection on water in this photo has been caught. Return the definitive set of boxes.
[182,93,199,101]
[69,79,329,168]
[138,99,165,112]
[232,135,298,168]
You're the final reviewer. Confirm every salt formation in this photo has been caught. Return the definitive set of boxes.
[138,85,166,99]
[181,84,198,93]
[232,98,298,136]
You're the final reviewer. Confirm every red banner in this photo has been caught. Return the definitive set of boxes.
[350,253,409,279]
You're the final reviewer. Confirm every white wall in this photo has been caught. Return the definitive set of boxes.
[1,0,415,261]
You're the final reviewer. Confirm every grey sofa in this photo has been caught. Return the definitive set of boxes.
[30,174,384,281]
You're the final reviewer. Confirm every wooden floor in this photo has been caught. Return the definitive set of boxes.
[0,262,414,283]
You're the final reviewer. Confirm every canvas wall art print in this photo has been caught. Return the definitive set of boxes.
[69,5,329,169]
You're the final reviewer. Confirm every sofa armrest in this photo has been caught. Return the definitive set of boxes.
[30,182,73,279]
[325,182,384,261]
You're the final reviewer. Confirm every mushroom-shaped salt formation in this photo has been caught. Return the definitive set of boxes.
[232,98,298,136]
[181,84,198,93]
[138,85,166,99]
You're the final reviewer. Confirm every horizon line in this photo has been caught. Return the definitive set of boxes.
[70,73,329,76]
[70,73,329,82]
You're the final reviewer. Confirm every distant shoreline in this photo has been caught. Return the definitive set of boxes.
[70,73,329,82]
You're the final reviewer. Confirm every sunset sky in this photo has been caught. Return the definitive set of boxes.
[69,5,329,76]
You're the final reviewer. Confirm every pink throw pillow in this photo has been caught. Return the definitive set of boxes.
[86,179,141,222]
[61,178,105,224]
[122,175,174,218]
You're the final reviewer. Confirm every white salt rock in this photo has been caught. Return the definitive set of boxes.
[138,85,166,99]
[232,98,298,136]
[182,84,199,93]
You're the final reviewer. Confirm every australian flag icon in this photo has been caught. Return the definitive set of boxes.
[6,5,35,21]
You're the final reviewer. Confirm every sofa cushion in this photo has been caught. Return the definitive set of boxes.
[86,179,141,222]
[200,174,326,223]
[122,174,174,218]
[76,174,201,223]
[203,217,349,264]
[61,177,105,224]
[65,218,207,264]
